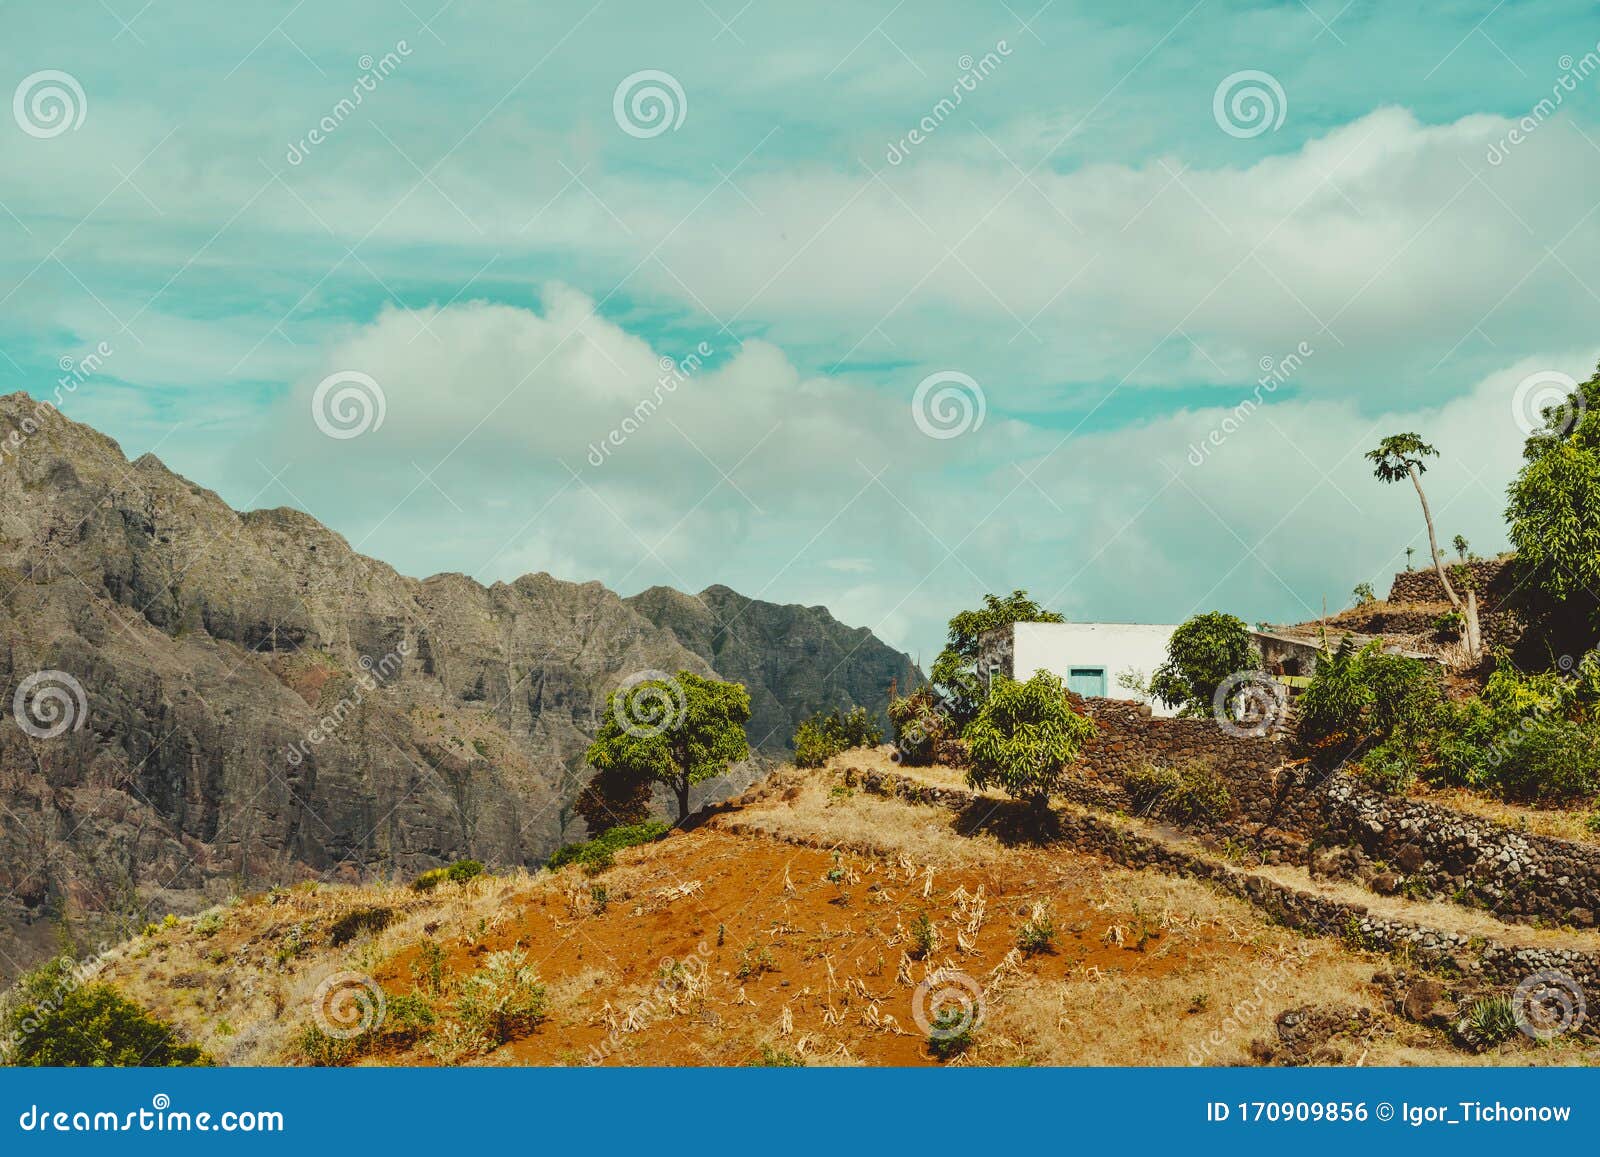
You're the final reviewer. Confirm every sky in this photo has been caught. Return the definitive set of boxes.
[4,0,1600,665]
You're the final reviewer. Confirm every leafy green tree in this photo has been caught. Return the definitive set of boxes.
[1506,366,1600,633]
[585,671,750,823]
[963,671,1096,806]
[1148,611,1256,716]
[2,957,209,1067]
[930,590,1064,726]
[1351,582,1376,605]
[1452,534,1470,561]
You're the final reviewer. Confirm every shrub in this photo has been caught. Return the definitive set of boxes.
[454,948,547,1047]
[412,860,485,893]
[887,687,967,767]
[792,705,884,768]
[1457,996,1519,1052]
[1493,717,1600,803]
[1356,740,1421,795]
[908,912,937,960]
[1,957,209,1067]
[749,1044,804,1067]
[328,905,394,946]
[547,820,669,874]
[1297,639,1444,759]
[926,1007,975,1060]
[963,671,1096,805]
[1017,904,1055,955]
[1123,763,1233,823]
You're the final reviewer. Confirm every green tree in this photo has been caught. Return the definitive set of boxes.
[1147,611,1256,716]
[1452,534,1470,561]
[1351,582,1376,605]
[1367,433,1480,657]
[963,671,1096,806]
[1506,366,1600,633]
[585,671,750,823]
[2,957,210,1067]
[930,590,1064,726]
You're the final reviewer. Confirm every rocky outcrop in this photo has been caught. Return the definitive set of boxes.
[0,393,921,979]
[627,583,921,751]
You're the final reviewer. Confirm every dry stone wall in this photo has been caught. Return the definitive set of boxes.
[1059,696,1600,928]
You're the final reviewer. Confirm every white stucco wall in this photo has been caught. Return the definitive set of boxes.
[1010,622,1180,717]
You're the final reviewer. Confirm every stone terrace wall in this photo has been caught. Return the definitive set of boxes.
[849,767,1600,994]
[1064,695,1600,928]
[1387,558,1512,604]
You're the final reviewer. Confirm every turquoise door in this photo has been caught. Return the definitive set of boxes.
[1068,667,1107,697]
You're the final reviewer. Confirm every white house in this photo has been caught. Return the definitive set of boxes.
[978,622,1181,716]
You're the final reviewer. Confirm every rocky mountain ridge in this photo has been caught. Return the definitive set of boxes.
[0,392,920,979]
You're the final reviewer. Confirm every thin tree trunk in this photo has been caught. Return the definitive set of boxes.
[1408,464,1460,610]
[674,776,690,824]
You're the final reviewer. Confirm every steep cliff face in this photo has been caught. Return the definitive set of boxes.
[0,394,921,979]
[627,584,922,750]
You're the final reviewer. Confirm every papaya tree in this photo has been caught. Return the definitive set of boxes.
[1366,433,1480,658]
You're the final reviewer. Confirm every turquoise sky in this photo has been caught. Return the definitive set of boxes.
[5,1,1600,661]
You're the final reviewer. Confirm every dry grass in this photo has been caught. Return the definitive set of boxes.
[1417,785,1599,847]
[80,762,1600,1069]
